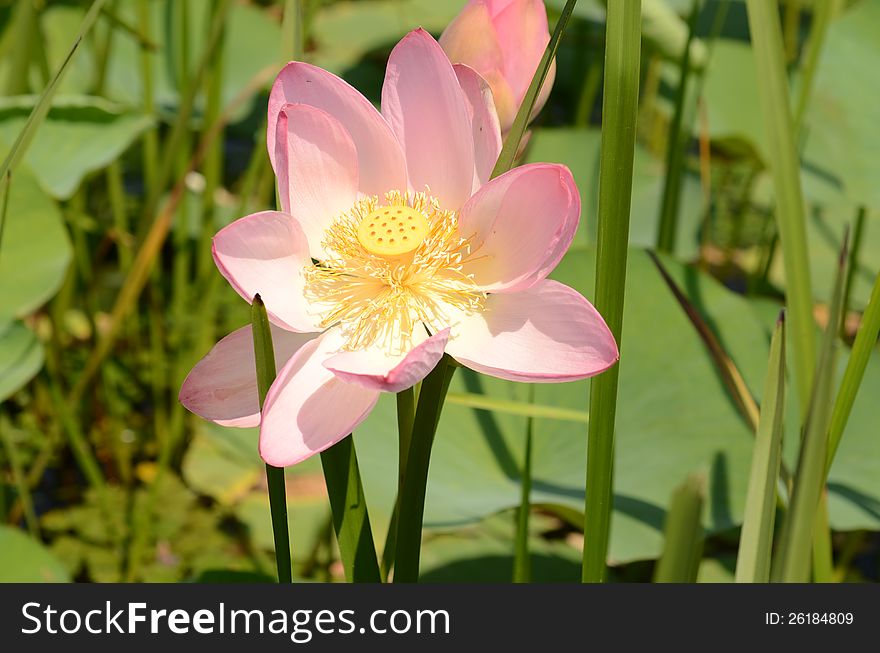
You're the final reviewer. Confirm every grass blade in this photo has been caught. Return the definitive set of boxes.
[491,0,579,177]
[653,472,706,583]
[773,236,847,582]
[827,266,880,473]
[735,311,786,583]
[320,439,382,583]
[745,0,816,415]
[582,0,642,583]
[0,0,109,181]
[252,295,292,584]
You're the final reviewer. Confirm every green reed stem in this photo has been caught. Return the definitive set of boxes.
[735,312,786,583]
[582,0,641,584]
[656,0,699,253]
[394,356,455,582]
[745,0,816,417]
[252,295,292,583]
[381,386,417,580]
[653,472,706,583]
[841,206,866,322]
[773,236,846,582]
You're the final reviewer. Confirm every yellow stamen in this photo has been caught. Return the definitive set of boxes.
[356,205,430,257]
[304,190,485,355]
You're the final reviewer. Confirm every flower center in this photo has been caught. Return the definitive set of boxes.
[356,205,430,257]
[303,190,485,355]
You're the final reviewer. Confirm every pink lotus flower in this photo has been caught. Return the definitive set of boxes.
[440,0,555,133]
[180,29,617,467]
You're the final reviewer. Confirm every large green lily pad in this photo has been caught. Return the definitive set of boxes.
[0,96,153,200]
[0,526,70,582]
[0,168,69,320]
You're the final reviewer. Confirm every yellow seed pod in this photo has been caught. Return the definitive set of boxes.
[356,205,430,257]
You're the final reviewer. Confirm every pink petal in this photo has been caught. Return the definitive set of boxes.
[460,163,580,293]
[275,104,359,260]
[382,29,475,209]
[179,325,316,427]
[212,211,318,332]
[445,280,618,382]
[268,62,407,196]
[454,64,503,189]
[440,2,504,79]
[324,328,450,393]
[492,0,551,102]
[259,331,380,467]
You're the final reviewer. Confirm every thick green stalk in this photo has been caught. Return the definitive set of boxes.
[793,0,832,133]
[735,313,786,583]
[582,0,641,584]
[841,207,866,323]
[655,0,699,253]
[394,356,455,582]
[745,0,816,415]
[381,387,417,580]
[653,472,706,583]
[320,440,381,583]
[491,0,579,177]
[252,296,292,584]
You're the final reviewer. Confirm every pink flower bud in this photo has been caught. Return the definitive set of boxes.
[440,0,555,133]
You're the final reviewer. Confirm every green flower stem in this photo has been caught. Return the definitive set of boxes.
[320,440,381,583]
[582,0,642,584]
[394,355,456,582]
[513,388,535,583]
[745,0,816,416]
[380,387,417,580]
[252,295,293,584]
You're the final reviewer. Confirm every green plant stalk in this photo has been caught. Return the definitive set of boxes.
[492,0,579,177]
[655,0,699,253]
[0,415,39,536]
[513,391,535,583]
[582,0,641,584]
[826,267,880,473]
[381,387,417,580]
[745,0,816,416]
[106,162,132,271]
[0,0,109,181]
[653,472,706,583]
[320,440,382,583]
[793,0,832,133]
[394,356,456,582]
[773,239,847,582]
[841,207,866,323]
[137,0,159,199]
[782,0,803,64]
[136,0,231,244]
[4,0,38,95]
[811,493,833,582]
[735,312,786,583]
[252,295,293,583]
[0,172,10,265]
